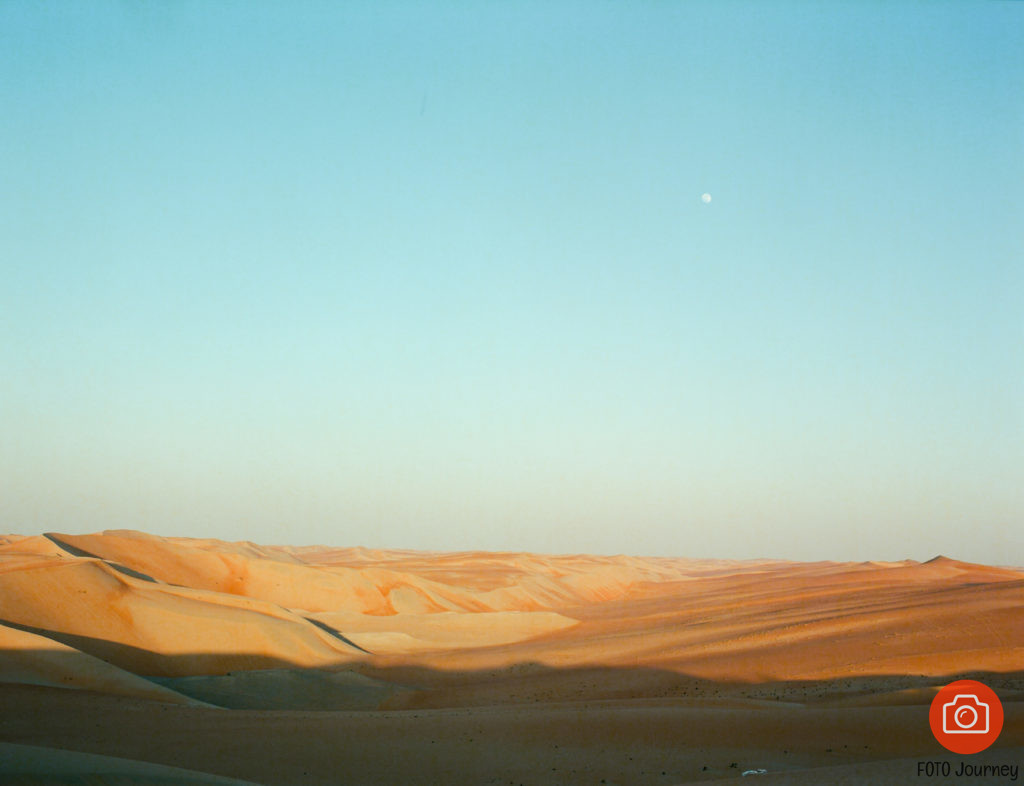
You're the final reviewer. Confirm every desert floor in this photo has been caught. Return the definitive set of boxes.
[1,530,1022,784]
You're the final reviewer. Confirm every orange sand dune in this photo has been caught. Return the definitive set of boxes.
[0,549,365,676]
[356,557,1024,686]
[2,531,1022,682]
[312,608,579,653]
[1,530,1022,784]
[40,530,396,614]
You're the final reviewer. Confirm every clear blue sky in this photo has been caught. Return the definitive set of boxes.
[2,1,1021,562]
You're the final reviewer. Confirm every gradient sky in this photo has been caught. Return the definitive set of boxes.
[2,2,1021,562]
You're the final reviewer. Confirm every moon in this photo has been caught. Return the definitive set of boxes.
[701,193,712,204]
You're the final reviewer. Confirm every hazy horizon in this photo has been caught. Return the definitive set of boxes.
[2,2,1021,564]
[11,529,1024,571]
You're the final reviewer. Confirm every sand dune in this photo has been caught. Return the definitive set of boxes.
[312,609,579,653]
[0,741,262,785]
[355,557,1024,686]
[1,683,1020,784]
[150,667,413,710]
[0,545,366,676]
[1,530,1022,783]
[0,623,201,705]
[41,530,396,614]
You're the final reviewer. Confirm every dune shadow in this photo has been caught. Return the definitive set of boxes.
[3,643,1024,785]
[354,662,1024,712]
[42,534,160,583]
[304,617,373,654]
[0,619,316,677]
[2,624,1023,712]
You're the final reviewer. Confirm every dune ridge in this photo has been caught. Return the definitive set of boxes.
[3,530,1023,681]
[1,530,1022,784]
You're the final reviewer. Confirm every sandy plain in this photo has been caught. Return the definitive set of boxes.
[0,529,1021,784]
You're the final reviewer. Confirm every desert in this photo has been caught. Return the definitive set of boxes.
[6,0,1022,782]
[0,529,1021,784]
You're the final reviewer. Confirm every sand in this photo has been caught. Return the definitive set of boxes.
[1,530,1022,783]
[0,741,262,785]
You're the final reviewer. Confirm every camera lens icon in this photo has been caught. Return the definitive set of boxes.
[930,680,1003,753]
[942,694,990,734]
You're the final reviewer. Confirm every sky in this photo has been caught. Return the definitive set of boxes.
[1,1,1021,562]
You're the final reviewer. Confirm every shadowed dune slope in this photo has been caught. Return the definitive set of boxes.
[0,741,263,785]
[0,623,202,704]
[150,667,414,710]
[0,683,1021,785]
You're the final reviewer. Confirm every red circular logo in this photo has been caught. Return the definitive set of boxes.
[929,680,1003,754]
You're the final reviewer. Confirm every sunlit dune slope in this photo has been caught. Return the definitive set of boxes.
[46,530,713,615]
[2,530,1022,691]
[42,530,396,615]
[388,556,1024,686]
[311,609,579,653]
[0,545,365,676]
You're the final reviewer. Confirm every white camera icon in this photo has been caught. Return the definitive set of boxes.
[942,694,990,734]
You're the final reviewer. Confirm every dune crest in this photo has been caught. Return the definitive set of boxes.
[2,531,1023,784]
[2,531,1021,683]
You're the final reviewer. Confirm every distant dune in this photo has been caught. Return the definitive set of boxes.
[1,530,1022,784]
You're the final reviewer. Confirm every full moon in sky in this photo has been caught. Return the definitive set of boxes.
[701,193,712,203]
